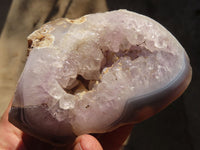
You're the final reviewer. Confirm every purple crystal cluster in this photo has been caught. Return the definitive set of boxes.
[9,10,192,145]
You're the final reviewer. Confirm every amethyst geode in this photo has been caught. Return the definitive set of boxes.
[9,10,192,145]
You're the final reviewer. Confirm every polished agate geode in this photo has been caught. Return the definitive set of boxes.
[9,10,192,145]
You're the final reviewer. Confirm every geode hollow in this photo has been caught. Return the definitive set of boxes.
[9,10,192,145]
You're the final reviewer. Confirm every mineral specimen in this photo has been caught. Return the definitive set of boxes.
[9,10,192,145]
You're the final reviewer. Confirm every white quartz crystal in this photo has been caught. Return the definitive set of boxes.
[13,10,187,135]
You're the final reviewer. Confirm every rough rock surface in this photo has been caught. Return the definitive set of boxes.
[9,10,191,145]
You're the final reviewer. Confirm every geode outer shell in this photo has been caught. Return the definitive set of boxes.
[9,10,192,145]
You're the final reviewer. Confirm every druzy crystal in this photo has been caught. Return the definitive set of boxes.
[9,10,192,145]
